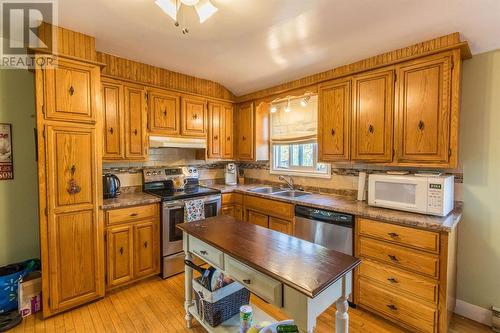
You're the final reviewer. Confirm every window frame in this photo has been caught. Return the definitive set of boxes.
[270,142,332,179]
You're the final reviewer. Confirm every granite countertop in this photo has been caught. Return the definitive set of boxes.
[205,184,462,232]
[102,192,161,210]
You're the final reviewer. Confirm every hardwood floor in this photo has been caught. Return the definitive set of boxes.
[8,274,490,333]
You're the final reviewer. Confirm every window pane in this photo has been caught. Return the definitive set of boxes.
[316,163,328,173]
[274,145,290,169]
[302,144,313,167]
[272,142,330,176]
[291,144,299,166]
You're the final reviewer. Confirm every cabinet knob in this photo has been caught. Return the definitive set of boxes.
[119,247,124,255]
[192,114,198,120]
[69,86,75,96]
[130,213,138,217]
[387,277,398,284]
[242,136,246,141]
[242,279,251,284]
[200,250,208,255]
[387,232,399,238]
[227,136,231,141]
[109,127,114,134]
[163,109,167,116]
[331,128,335,136]
[368,124,374,133]
[133,129,138,135]
[70,165,76,175]
[388,254,399,262]
[143,241,148,248]
[418,120,425,130]
[387,304,398,311]
[214,135,218,140]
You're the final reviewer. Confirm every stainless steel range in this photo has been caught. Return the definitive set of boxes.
[143,166,221,278]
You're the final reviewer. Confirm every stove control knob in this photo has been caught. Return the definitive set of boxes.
[146,172,151,176]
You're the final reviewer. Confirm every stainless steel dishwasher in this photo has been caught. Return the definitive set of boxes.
[294,205,354,255]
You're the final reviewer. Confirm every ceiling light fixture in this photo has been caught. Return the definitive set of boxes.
[285,97,291,113]
[300,95,311,107]
[270,105,277,113]
[155,0,218,33]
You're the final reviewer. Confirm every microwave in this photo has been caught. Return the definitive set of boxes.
[368,174,454,216]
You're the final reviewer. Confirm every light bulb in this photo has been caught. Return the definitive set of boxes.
[181,0,199,5]
[270,105,277,113]
[301,96,310,107]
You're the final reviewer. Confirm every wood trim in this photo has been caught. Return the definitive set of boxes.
[97,52,235,101]
[38,23,97,62]
[236,33,470,102]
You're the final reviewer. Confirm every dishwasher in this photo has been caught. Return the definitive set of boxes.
[294,205,355,303]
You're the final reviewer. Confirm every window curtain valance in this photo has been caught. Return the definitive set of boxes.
[270,95,318,144]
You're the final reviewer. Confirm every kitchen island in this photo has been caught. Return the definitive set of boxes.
[178,215,361,333]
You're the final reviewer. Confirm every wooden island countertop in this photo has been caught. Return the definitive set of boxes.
[177,215,361,298]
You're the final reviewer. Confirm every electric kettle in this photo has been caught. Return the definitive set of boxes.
[103,173,121,199]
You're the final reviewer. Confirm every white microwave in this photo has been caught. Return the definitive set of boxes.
[368,174,454,216]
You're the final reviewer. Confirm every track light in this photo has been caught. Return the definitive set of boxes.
[285,97,291,113]
[270,105,277,113]
[300,95,311,107]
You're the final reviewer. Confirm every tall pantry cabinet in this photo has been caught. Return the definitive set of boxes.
[35,55,105,317]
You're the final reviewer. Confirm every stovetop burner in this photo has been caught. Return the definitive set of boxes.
[144,186,220,202]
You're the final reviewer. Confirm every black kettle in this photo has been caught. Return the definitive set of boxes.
[103,173,121,199]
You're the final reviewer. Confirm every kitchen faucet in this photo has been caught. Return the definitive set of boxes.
[278,175,295,190]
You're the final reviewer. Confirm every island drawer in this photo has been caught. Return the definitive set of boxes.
[244,195,293,220]
[358,277,437,333]
[222,193,243,205]
[358,218,440,253]
[106,204,159,225]
[188,236,224,269]
[358,259,438,304]
[224,255,282,307]
[358,237,439,279]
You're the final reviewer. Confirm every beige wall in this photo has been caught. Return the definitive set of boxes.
[457,49,500,309]
[0,69,39,266]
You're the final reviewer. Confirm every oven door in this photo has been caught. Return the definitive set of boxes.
[162,195,221,257]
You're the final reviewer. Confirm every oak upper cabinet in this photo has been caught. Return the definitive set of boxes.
[236,102,254,160]
[43,124,104,315]
[318,79,352,161]
[181,96,207,137]
[43,58,100,124]
[395,53,454,167]
[148,89,180,136]
[106,225,133,288]
[124,84,147,159]
[352,69,395,162]
[102,80,124,159]
[208,101,234,159]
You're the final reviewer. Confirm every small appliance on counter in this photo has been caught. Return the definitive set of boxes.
[103,173,121,199]
[225,163,237,185]
[368,173,454,216]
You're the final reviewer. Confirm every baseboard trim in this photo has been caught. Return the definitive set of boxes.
[454,299,492,326]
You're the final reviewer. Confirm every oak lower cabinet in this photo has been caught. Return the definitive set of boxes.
[35,55,104,318]
[243,195,294,235]
[354,217,457,333]
[105,204,160,289]
[318,78,351,161]
[208,101,234,159]
[221,193,243,220]
[102,77,148,161]
[352,69,394,162]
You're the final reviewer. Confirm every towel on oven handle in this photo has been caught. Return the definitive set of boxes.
[184,199,205,222]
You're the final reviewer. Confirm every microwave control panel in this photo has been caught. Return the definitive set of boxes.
[428,183,443,211]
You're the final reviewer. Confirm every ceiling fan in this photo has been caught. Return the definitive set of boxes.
[155,0,218,34]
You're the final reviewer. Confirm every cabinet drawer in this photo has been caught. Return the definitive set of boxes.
[244,195,293,220]
[358,278,437,333]
[188,236,224,269]
[358,237,439,278]
[224,255,282,307]
[106,204,159,225]
[359,259,438,304]
[358,218,440,253]
[222,193,243,205]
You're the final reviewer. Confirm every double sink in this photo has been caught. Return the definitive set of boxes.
[247,186,312,198]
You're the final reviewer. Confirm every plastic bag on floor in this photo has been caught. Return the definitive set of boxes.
[0,259,40,314]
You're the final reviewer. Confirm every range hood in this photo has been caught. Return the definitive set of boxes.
[149,136,207,149]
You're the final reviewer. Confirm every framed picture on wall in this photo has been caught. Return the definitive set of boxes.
[0,123,13,180]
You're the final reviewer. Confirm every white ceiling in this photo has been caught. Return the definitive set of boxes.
[59,0,500,96]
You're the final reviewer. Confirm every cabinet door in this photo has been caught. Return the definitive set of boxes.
[134,221,157,277]
[269,217,292,235]
[247,210,268,228]
[318,79,351,161]
[234,205,243,221]
[148,90,180,136]
[102,81,124,159]
[396,55,452,165]
[45,125,104,313]
[124,85,147,159]
[221,205,235,217]
[181,96,207,137]
[208,102,222,158]
[222,104,234,159]
[43,58,99,123]
[107,225,133,288]
[352,70,394,162]
[237,102,254,160]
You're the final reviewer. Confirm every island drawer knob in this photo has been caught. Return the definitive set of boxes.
[388,254,399,262]
[387,232,399,238]
[200,250,208,255]
[242,279,251,284]
[387,304,397,311]
[387,277,398,283]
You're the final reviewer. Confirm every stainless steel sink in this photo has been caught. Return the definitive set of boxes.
[272,190,312,198]
[247,186,283,194]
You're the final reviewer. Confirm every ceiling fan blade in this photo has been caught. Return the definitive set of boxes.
[194,0,218,23]
[155,0,178,21]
